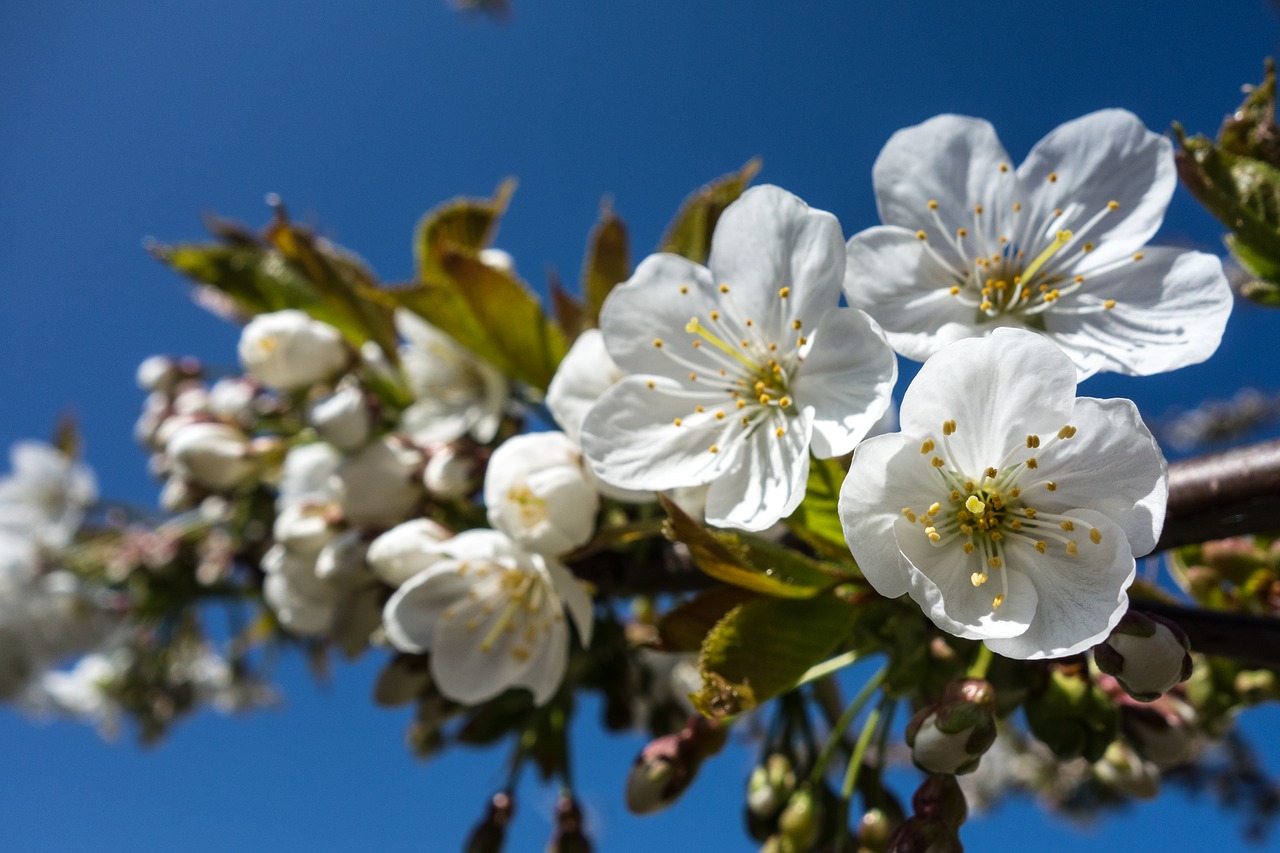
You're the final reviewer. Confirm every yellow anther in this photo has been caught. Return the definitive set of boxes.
[1048,172,1058,183]
[1009,488,1020,498]
[689,372,697,381]
[792,319,802,330]
[928,502,941,515]
[1058,425,1077,439]
[928,199,939,209]
[916,230,927,240]
[999,163,1009,173]
[745,318,754,327]
[985,466,998,479]
[778,396,792,408]
[990,531,1004,542]
[692,340,702,348]
[653,338,664,348]
[758,394,770,405]
[741,416,750,426]
[673,418,683,426]
[963,543,975,554]
[1045,482,1057,491]
[1108,200,1119,210]
[1053,208,1063,217]
[1035,541,1048,554]
[1024,508,1038,519]
[1026,434,1040,448]
[920,439,936,454]
[988,556,1003,569]
[736,399,746,409]
[797,336,808,345]
[1133,252,1144,261]
[902,508,917,522]
[980,301,993,311]
[926,527,941,543]
[1074,275,1085,283]
[957,228,969,237]
[679,285,688,294]
[943,420,957,435]
[1089,528,1102,544]
[1104,299,1117,309]
[949,285,961,296]
[950,490,961,501]
[931,456,946,468]
[971,572,988,587]
[715,410,725,420]
[1026,457,1038,469]
[778,286,791,298]
[710,310,720,320]
[709,444,719,454]
[975,204,984,215]
[1010,520,1023,530]
[776,427,785,437]
[992,594,1005,609]
[1066,541,1079,557]
[1083,242,1096,252]
[1013,202,1022,212]
[1060,520,1075,531]
[646,380,655,389]
[964,481,975,491]
[965,495,986,515]
[719,284,730,293]
[695,405,704,413]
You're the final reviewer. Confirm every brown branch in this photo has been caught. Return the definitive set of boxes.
[1156,439,1280,552]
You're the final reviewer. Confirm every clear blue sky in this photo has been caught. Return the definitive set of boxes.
[3,0,1280,849]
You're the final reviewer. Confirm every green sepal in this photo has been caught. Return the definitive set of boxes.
[658,494,843,599]
[580,204,631,328]
[693,591,858,718]
[659,159,762,264]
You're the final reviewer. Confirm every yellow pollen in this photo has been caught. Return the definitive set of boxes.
[943,419,957,435]
[1060,520,1075,531]
[1035,541,1048,554]
[1013,202,1022,212]
[1021,288,1032,300]
[695,405,704,413]
[1048,172,1058,183]
[957,228,968,237]
[1058,425,1077,439]
[709,444,719,454]
[719,284,730,293]
[1010,520,1023,530]
[673,418,683,426]
[964,481,975,491]
[742,340,750,347]
[680,285,688,294]
[793,319,802,330]
[928,199,939,209]
[775,427,785,437]
[984,467,998,479]
[1074,275,1085,284]
[971,572,988,587]
[999,163,1009,173]
[1089,528,1102,544]
[778,396,792,408]
[1024,508,1038,518]
[975,204,984,215]
[988,556,1002,569]
[778,286,791,298]
[902,508,917,522]
[715,410,725,420]
[980,301,993,311]
[741,416,750,426]
[965,495,986,515]
[1104,299,1117,309]
[692,340,702,348]
[949,286,961,296]
[736,399,746,408]
[990,531,1004,542]
[963,543,975,554]
[916,230,927,240]
[710,310,720,320]
[758,394,770,405]
[1046,482,1057,491]
[920,439,936,454]
[1066,541,1079,557]
[1083,242,1096,252]
[1108,200,1119,210]
[1053,208,1063,217]
[926,527,941,543]
[1026,434,1040,448]
[1133,252,1144,261]
[646,380,655,389]
[653,338,663,348]
[745,319,754,327]
[797,336,808,345]
[931,456,946,468]
[950,490,961,501]
[1026,457,1038,469]
[992,594,1005,609]
[928,502,941,515]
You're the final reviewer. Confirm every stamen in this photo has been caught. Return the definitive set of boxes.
[1021,230,1073,282]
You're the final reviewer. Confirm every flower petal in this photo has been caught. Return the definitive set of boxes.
[793,308,897,458]
[898,329,1077,469]
[703,413,812,531]
[544,557,594,646]
[1029,397,1167,556]
[873,115,1019,237]
[1017,109,1175,264]
[598,254,719,379]
[580,377,733,491]
[706,185,846,327]
[1046,248,1232,378]
[545,329,622,443]
[840,433,925,599]
[381,562,480,654]
[984,510,1135,660]
[895,516,1037,641]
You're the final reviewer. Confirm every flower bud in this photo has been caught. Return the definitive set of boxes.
[625,733,683,815]
[885,817,962,853]
[314,529,368,585]
[277,442,342,509]
[166,421,257,491]
[136,355,180,393]
[858,808,893,852]
[1024,667,1118,762]
[1094,612,1192,702]
[159,477,200,512]
[238,309,348,390]
[335,437,423,527]
[1093,740,1160,799]
[207,377,259,422]
[465,791,514,853]
[1122,700,1199,767]
[484,431,599,556]
[911,774,967,832]
[309,385,372,452]
[905,679,996,775]
[747,753,796,818]
[423,444,475,499]
[547,794,592,853]
[366,518,453,587]
[777,786,821,849]
[273,504,335,556]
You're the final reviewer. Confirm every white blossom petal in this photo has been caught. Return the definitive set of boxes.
[382,563,479,653]
[704,414,811,532]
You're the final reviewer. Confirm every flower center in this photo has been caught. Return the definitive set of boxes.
[902,419,1104,611]
[647,283,807,455]
[913,167,1150,323]
[442,561,556,663]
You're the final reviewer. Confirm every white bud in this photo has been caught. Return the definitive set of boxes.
[166,422,257,491]
[263,573,337,637]
[273,504,334,555]
[1094,741,1160,799]
[238,310,348,390]
[910,714,976,775]
[315,529,368,585]
[423,445,472,499]
[484,431,599,556]
[159,477,199,512]
[335,438,423,527]
[277,442,342,509]
[136,355,179,393]
[207,377,258,422]
[366,519,453,587]
[308,386,371,452]
[1108,624,1190,699]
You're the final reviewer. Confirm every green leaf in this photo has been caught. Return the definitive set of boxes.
[786,455,856,561]
[693,591,858,718]
[416,179,516,282]
[581,204,631,327]
[658,494,838,599]
[657,586,757,653]
[659,158,762,264]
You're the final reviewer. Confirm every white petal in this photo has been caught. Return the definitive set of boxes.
[598,254,719,379]
[703,414,812,531]
[840,434,923,599]
[706,185,846,326]
[898,329,1077,469]
[546,329,622,443]
[984,510,1135,660]
[1047,248,1233,378]
[1030,397,1167,556]
[580,377,731,491]
[381,563,479,653]
[792,307,897,458]
[544,557,594,646]
[1017,110,1174,264]
[873,115,1019,235]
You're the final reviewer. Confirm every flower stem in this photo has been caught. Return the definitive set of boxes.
[966,643,993,680]
[796,650,860,687]
[808,665,886,785]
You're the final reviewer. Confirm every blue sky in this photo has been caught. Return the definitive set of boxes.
[3,0,1280,849]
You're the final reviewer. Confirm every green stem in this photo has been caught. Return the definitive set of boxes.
[796,650,860,687]
[809,665,886,785]
[966,643,993,680]
[836,695,892,850]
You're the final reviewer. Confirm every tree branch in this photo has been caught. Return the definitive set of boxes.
[1156,439,1280,552]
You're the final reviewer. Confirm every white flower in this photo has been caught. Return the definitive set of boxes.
[366,518,454,587]
[839,329,1167,660]
[276,442,342,509]
[422,445,473,499]
[237,309,349,390]
[580,185,898,531]
[395,309,508,444]
[845,110,1233,378]
[273,503,335,556]
[382,529,593,705]
[261,544,339,636]
[0,441,97,549]
[308,385,372,452]
[165,421,257,491]
[334,437,423,528]
[484,432,599,556]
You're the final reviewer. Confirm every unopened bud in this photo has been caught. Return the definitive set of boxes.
[625,734,684,815]
[238,309,348,390]
[1094,612,1192,702]
[547,794,591,853]
[905,679,996,775]
[1094,740,1160,799]
[465,791,515,853]
[747,753,796,818]
[335,437,424,527]
[309,385,373,452]
[777,786,820,849]
[136,355,180,393]
[424,444,475,499]
[166,421,257,491]
[366,518,453,587]
[859,808,892,852]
